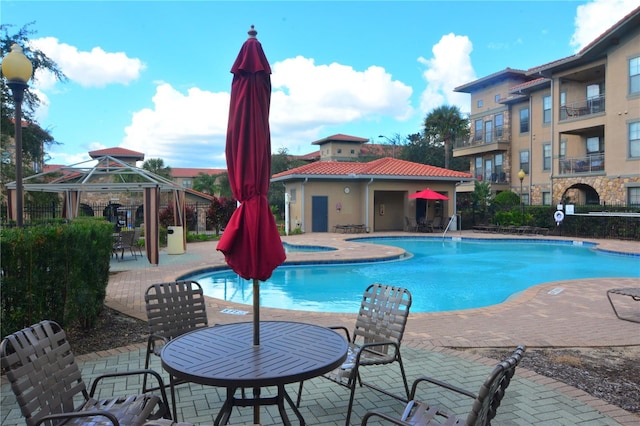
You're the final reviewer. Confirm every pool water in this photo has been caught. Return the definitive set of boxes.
[188,238,640,313]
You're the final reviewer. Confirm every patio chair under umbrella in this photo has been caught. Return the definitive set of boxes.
[408,188,449,226]
[217,25,286,347]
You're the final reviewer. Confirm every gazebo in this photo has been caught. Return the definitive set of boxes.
[5,154,187,265]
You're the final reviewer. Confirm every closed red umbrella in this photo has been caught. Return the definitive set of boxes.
[217,26,286,346]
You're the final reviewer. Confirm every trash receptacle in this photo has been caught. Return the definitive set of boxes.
[167,226,185,255]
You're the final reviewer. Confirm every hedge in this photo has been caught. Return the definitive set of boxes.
[1,218,113,337]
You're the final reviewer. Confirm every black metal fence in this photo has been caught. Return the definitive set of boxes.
[1,202,216,233]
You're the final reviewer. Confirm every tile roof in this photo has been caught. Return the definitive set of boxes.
[311,133,369,145]
[88,147,145,159]
[171,167,226,178]
[272,157,473,180]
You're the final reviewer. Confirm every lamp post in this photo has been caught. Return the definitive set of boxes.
[378,135,395,158]
[2,44,33,227]
[518,169,526,224]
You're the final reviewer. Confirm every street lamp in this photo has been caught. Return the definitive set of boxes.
[518,169,526,223]
[2,43,33,227]
[378,135,395,158]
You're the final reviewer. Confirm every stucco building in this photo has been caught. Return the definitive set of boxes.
[272,134,473,233]
[453,6,640,207]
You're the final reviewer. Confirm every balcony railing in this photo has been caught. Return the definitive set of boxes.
[454,126,511,149]
[560,95,605,120]
[558,153,604,175]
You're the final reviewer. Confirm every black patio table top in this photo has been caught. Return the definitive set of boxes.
[161,320,348,425]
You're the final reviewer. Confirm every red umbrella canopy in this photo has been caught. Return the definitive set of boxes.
[408,188,450,200]
[217,26,286,281]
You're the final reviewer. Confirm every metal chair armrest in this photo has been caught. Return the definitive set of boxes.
[410,375,477,400]
[328,325,351,342]
[34,410,119,426]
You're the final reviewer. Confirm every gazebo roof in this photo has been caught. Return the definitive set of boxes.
[6,155,183,193]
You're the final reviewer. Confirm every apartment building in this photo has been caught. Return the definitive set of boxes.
[453,6,640,207]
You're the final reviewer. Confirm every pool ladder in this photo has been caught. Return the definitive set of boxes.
[442,214,461,240]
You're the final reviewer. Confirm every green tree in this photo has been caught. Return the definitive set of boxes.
[142,158,172,180]
[423,105,469,169]
[269,148,305,218]
[193,172,217,195]
[471,180,492,222]
[1,23,66,196]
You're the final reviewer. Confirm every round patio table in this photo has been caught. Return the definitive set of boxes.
[161,321,348,425]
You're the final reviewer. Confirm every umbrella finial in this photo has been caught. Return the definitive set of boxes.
[248,25,257,39]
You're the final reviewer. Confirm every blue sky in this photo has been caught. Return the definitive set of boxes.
[3,0,639,169]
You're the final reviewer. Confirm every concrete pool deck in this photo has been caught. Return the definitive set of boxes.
[2,231,639,425]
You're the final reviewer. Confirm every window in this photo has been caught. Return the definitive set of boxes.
[182,179,192,189]
[477,100,483,108]
[630,56,640,94]
[495,94,501,103]
[586,136,602,154]
[629,187,640,206]
[495,114,504,138]
[519,151,529,174]
[543,144,551,170]
[289,189,296,202]
[520,108,529,133]
[474,119,482,141]
[494,154,504,182]
[484,120,493,143]
[485,158,493,181]
[630,122,640,158]
[542,192,551,205]
[543,95,551,123]
[475,157,483,180]
[560,140,567,159]
[350,149,355,154]
[560,91,566,106]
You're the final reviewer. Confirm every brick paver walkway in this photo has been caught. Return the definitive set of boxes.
[2,232,639,425]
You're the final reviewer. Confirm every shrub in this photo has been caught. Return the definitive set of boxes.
[0,218,113,337]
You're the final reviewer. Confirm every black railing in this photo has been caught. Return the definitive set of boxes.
[454,126,511,149]
[560,94,605,120]
[558,153,604,174]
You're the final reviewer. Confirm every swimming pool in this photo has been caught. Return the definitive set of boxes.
[187,238,640,313]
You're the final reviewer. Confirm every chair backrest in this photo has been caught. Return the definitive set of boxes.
[353,283,412,355]
[121,230,136,247]
[145,281,209,341]
[0,320,89,426]
[466,345,526,426]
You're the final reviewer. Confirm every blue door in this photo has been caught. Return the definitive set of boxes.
[311,196,328,232]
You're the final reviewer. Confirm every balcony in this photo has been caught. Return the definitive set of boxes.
[558,153,604,175]
[453,126,511,157]
[560,95,605,121]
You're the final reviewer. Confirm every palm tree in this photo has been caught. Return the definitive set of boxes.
[423,105,469,169]
[142,158,172,180]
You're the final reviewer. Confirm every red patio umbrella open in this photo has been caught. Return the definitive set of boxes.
[408,188,450,201]
[217,26,286,347]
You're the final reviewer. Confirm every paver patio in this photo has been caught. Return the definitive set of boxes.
[2,231,639,425]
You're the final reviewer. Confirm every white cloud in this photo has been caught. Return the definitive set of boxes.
[30,37,145,88]
[122,83,230,167]
[418,33,475,116]
[269,56,414,153]
[48,141,105,166]
[120,56,415,164]
[570,0,639,52]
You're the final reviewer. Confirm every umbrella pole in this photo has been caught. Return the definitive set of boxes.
[253,278,260,346]
[253,278,260,424]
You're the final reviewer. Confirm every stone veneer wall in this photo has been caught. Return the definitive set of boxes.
[552,176,639,205]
